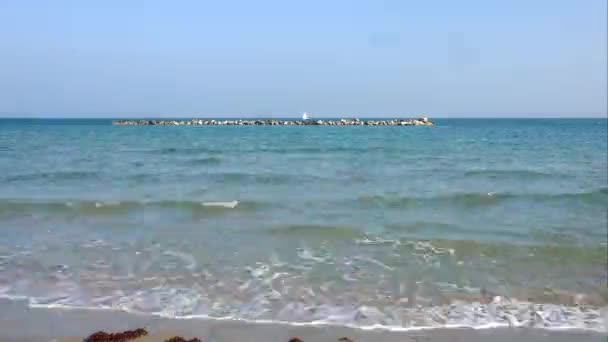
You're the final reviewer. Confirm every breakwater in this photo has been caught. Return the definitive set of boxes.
[113,118,434,126]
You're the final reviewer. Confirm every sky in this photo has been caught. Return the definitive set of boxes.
[0,0,606,118]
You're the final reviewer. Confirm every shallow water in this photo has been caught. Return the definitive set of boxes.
[0,118,606,330]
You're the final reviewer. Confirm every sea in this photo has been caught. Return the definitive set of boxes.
[0,118,606,331]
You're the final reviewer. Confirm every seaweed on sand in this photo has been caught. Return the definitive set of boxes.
[85,328,148,342]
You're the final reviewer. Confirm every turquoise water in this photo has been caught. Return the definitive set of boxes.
[0,118,606,329]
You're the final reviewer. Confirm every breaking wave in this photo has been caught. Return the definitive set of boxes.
[0,199,259,217]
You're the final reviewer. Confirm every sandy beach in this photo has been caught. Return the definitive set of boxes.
[0,298,604,342]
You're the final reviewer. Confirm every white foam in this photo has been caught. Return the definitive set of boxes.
[353,256,394,271]
[14,299,608,333]
[356,237,400,246]
[297,248,325,263]
[245,263,270,278]
[162,250,197,271]
[202,200,238,208]
[269,253,286,267]
[1,239,606,334]
[342,274,356,282]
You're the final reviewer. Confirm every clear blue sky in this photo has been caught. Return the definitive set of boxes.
[0,0,606,118]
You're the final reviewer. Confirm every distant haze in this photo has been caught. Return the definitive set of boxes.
[0,0,606,118]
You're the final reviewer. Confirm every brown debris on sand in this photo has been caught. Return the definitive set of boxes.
[287,338,354,342]
[85,328,148,342]
[164,337,202,342]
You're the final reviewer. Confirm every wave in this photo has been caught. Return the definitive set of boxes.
[384,221,463,233]
[3,298,604,334]
[182,157,222,166]
[256,146,390,154]
[1,237,606,332]
[551,188,608,204]
[463,169,570,179]
[357,189,608,209]
[270,224,362,238]
[4,171,99,182]
[201,200,238,209]
[390,238,608,266]
[126,171,319,185]
[122,147,218,155]
[2,284,606,332]
[210,172,296,185]
[357,193,511,209]
[0,199,260,217]
[133,146,394,155]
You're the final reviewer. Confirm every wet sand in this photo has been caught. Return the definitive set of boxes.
[0,299,605,342]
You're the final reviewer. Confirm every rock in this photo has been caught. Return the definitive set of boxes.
[114,117,434,127]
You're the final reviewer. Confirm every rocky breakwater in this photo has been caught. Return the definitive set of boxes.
[113,118,434,126]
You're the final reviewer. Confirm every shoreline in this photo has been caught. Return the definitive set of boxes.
[0,299,606,342]
[112,118,435,126]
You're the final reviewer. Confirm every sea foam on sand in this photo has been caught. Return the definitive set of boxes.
[0,298,605,342]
